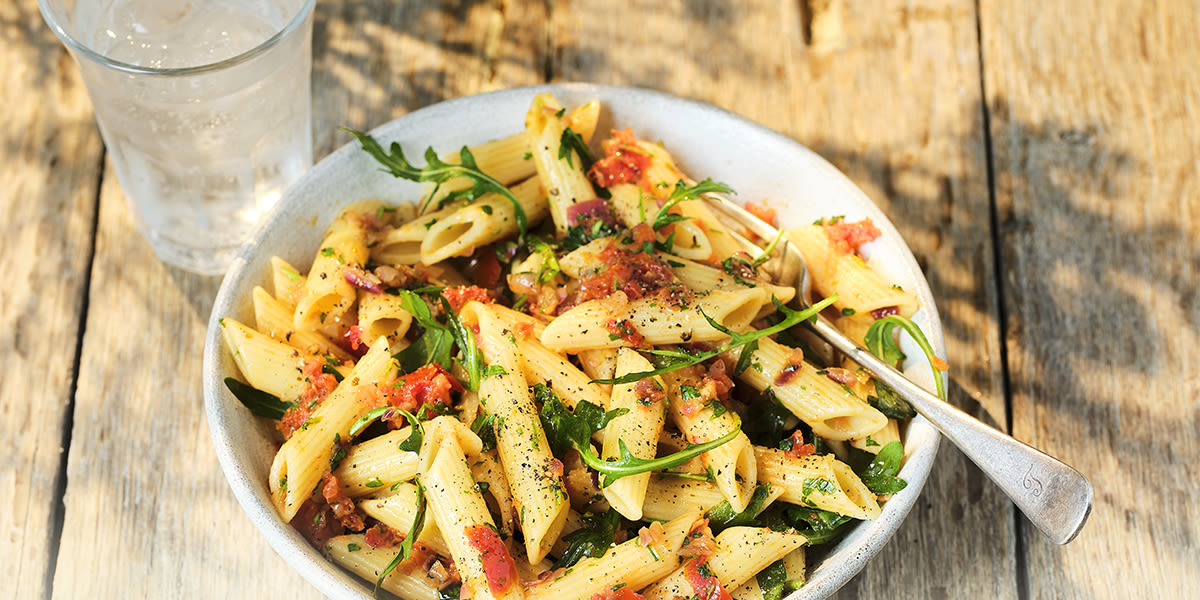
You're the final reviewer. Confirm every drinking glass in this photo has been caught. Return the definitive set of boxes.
[38,0,317,275]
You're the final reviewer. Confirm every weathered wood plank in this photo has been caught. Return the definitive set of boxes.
[981,1,1200,598]
[310,0,548,157]
[552,1,1016,597]
[50,162,322,599]
[0,1,103,598]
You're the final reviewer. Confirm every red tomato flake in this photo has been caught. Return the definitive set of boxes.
[278,357,339,439]
[700,361,734,403]
[513,321,535,339]
[292,499,343,547]
[364,523,404,548]
[680,519,717,560]
[605,318,648,349]
[870,305,900,320]
[588,129,653,188]
[683,557,731,600]
[464,524,518,596]
[347,325,364,351]
[744,201,777,227]
[547,458,565,478]
[321,473,364,531]
[442,285,492,313]
[374,363,461,417]
[631,222,656,245]
[785,430,817,458]
[824,218,882,255]
[592,587,646,600]
[577,243,681,303]
[635,378,666,406]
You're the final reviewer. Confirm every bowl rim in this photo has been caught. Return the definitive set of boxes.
[203,82,944,600]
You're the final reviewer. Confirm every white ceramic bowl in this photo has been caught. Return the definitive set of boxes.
[203,83,944,600]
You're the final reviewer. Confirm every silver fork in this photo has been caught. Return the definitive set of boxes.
[704,194,1093,545]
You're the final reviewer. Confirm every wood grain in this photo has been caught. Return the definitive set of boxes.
[50,162,322,599]
[551,1,1016,597]
[0,2,102,598]
[981,1,1200,598]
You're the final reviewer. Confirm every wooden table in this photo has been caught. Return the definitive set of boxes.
[3,1,1196,598]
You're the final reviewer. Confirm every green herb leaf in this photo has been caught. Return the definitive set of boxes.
[537,384,628,457]
[438,585,461,600]
[438,295,484,392]
[651,178,734,231]
[528,236,563,283]
[470,412,498,453]
[858,441,907,495]
[579,429,740,488]
[591,295,837,386]
[742,390,794,447]
[343,128,528,239]
[223,377,291,420]
[330,434,348,471]
[867,381,917,420]
[552,508,620,570]
[757,559,789,600]
[864,314,946,400]
[321,360,345,383]
[558,127,595,170]
[705,483,775,533]
[394,408,425,452]
[800,477,837,505]
[749,229,785,270]
[562,220,617,252]
[375,478,426,598]
[393,290,454,372]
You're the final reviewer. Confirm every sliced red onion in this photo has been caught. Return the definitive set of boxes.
[566,197,615,226]
[343,266,383,294]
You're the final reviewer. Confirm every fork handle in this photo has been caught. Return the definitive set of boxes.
[810,316,1094,544]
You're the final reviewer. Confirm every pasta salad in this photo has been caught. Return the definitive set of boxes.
[220,93,945,600]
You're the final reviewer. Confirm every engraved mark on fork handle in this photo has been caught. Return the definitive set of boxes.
[1022,464,1044,497]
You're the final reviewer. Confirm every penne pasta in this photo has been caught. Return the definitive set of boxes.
[221,98,935,599]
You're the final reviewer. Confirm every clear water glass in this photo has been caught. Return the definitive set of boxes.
[38,0,317,275]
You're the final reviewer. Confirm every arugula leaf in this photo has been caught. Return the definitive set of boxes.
[437,585,461,600]
[330,434,348,471]
[552,508,620,570]
[375,478,426,598]
[868,381,917,420]
[784,505,852,545]
[864,315,946,400]
[705,483,775,533]
[470,412,498,453]
[592,295,837,386]
[651,178,735,230]
[742,391,794,447]
[394,408,425,452]
[750,229,786,270]
[733,338,759,376]
[858,441,907,495]
[322,356,345,383]
[536,384,627,456]
[343,128,527,239]
[756,559,791,600]
[393,290,454,372]
[438,296,483,392]
[558,127,595,170]
[223,378,291,420]
[579,429,740,488]
[528,236,563,283]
